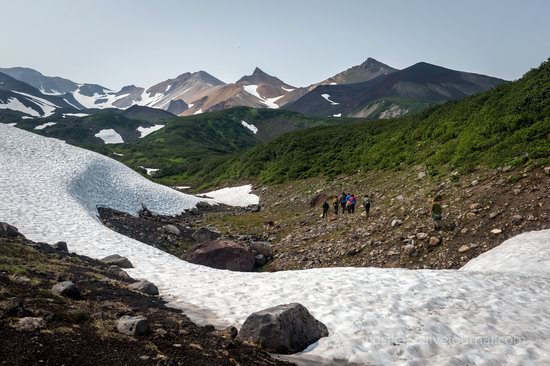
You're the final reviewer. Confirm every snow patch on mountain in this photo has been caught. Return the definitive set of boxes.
[0,97,41,116]
[63,113,90,118]
[94,129,124,144]
[243,85,283,109]
[201,184,259,207]
[139,166,160,176]
[241,120,258,134]
[13,91,58,117]
[137,124,165,138]
[34,122,57,130]
[321,93,340,105]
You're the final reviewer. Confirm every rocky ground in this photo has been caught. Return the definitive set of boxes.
[201,165,550,271]
[0,224,293,366]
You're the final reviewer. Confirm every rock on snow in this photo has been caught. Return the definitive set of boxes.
[0,124,550,365]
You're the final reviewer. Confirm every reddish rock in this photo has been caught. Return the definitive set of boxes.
[182,240,256,272]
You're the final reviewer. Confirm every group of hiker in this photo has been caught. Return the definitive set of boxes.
[322,192,371,218]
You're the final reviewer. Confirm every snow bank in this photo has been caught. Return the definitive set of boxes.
[461,229,550,272]
[321,93,340,105]
[34,122,57,130]
[1,124,549,365]
[201,185,259,207]
[137,124,165,138]
[63,113,90,118]
[95,129,124,144]
[241,120,258,134]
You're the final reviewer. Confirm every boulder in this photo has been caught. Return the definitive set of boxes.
[188,207,199,215]
[247,241,273,258]
[182,240,255,272]
[107,265,131,279]
[403,244,416,255]
[511,215,524,225]
[160,224,180,236]
[17,317,46,332]
[101,254,133,268]
[191,227,221,243]
[237,303,329,354]
[3,297,31,317]
[116,315,149,336]
[128,280,159,296]
[51,281,81,299]
[51,241,68,252]
[0,222,22,238]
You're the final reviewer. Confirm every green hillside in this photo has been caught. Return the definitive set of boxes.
[109,107,356,186]
[202,59,550,186]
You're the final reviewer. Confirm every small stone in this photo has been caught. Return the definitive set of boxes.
[403,244,415,255]
[469,203,481,210]
[161,224,181,236]
[116,315,149,336]
[417,172,427,180]
[391,219,403,227]
[458,245,470,253]
[471,180,479,186]
[511,215,524,225]
[17,317,46,332]
[543,166,550,175]
[489,212,500,219]
[223,326,238,339]
[491,229,503,235]
[254,254,266,267]
[128,280,159,296]
[429,237,441,246]
[51,281,81,299]
[466,212,477,220]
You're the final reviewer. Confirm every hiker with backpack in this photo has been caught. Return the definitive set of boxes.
[348,194,357,213]
[322,199,330,218]
[333,196,339,215]
[340,193,347,214]
[363,194,371,218]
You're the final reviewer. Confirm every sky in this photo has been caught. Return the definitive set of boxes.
[2,0,549,89]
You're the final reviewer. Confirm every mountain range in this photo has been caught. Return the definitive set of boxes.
[0,59,506,120]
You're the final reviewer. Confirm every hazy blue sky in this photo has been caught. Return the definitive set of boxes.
[2,0,549,89]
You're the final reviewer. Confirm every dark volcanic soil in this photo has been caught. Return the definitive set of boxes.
[0,230,293,366]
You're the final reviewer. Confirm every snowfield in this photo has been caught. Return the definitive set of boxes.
[241,120,258,134]
[137,124,165,138]
[34,122,57,130]
[0,124,549,365]
[94,129,124,144]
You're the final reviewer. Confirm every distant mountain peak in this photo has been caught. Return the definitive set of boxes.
[252,67,267,76]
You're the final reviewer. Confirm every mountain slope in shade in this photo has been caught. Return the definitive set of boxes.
[285,62,507,118]
[277,58,398,106]
[0,67,78,95]
[180,68,297,116]
[0,72,76,117]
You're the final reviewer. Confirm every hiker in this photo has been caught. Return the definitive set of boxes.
[322,200,330,218]
[431,193,443,230]
[333,196,339,215]
[340,193,347,214]
[363,194,371,217]
[350,194,357,213]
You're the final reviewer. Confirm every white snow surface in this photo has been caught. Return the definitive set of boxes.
[94,129,124,144]
[333,113,342,117]
[34,122,57,130]
[0,97,41,117]
[243,84,283,109]
[137,124,165,138]
[240,120,258,134]
[138,166,160,176]
[1,124,550,365]
[201,185,259,207]
[63,113,90,118]
[321,93,340,105]
[461,229,550,272]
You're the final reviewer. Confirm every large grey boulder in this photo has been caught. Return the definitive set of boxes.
[0,222,22,238]
[116,315,149,336]
[51,281,81,299]
[182,240,255,272]
[17,317,46,332]
[101,254,133,268]
[51,241,68,252]
[192,227,221,242]
[128,280,159,296]
[160,224,180,236]
[237,303,329,354]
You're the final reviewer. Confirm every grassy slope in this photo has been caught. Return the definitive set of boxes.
[109,107,356,187]
[206,59,550,185]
